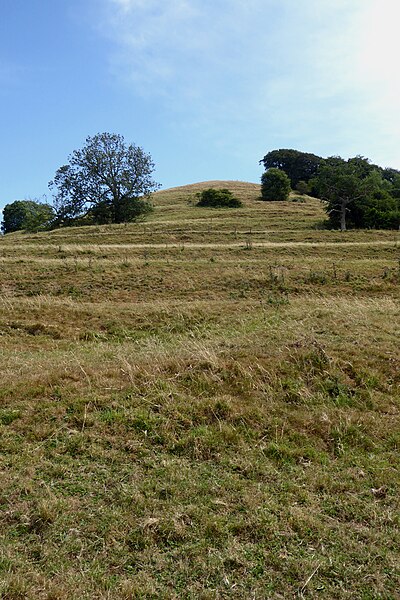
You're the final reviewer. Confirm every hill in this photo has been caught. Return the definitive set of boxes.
[152,179,261,205]
[0,182,399,598]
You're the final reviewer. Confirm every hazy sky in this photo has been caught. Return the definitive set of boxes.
[1,0,399,209]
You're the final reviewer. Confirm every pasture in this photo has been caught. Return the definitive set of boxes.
[0,181,399,598]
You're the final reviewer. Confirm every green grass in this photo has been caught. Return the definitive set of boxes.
[0,181,399,599]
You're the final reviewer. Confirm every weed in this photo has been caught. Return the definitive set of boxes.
[0,409,21,425]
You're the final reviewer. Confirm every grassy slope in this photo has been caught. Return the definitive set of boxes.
[0,182,399,599]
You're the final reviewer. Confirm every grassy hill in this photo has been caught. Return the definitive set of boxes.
[0,181,399,598]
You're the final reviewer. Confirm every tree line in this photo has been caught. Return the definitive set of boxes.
[2,138,400,234]
[260,149,400,231]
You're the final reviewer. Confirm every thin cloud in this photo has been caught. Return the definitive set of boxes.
[99,0,273,94]
[96,0,400,168]
[99,0,362,105]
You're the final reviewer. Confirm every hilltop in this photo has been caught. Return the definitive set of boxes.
[0,181,399,599]
[153,180,261,204]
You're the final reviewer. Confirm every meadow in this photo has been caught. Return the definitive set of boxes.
[0,181,399,599]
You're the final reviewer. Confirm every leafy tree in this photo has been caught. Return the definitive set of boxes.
[390,176,400,200]
[314,158,396,231]
[382,166,400,186]
[49,133,159,226]
[346,155,378,178]
[196,188,242,208]
[261,168,291,201]
[259,149,322,186]
[1,200,55,234]
[350,182,399,229]
[295,180,310,195]
[320,155,341,166]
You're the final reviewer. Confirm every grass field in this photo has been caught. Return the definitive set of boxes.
[0,181,399,599]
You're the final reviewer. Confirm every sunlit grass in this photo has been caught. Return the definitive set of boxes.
[0,181,399,598]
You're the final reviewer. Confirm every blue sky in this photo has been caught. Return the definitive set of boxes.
[1,0,399,210]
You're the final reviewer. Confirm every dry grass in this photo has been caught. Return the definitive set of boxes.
[0,181,399,599]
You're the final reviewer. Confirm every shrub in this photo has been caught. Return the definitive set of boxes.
[196,188,242,208]
[261,169,291,201]
[88,198,153,225]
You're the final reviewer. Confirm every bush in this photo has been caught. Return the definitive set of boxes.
[88,198,153,225]
[261,168,291,201]
[361,207,400,230]
[196,189,242,208]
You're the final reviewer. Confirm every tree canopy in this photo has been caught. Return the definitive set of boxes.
[49,133,159,226]
[260,149,322,187]
[261,168,291,201]
[1,200,55,234]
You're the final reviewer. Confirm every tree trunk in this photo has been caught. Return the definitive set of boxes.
[340,203,347,231]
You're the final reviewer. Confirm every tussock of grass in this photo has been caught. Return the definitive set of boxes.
[0,181,399,598]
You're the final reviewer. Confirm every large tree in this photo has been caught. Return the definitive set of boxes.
[1,200,54,234]
[259,149,322,187]
[382,168,400,199]
[49,133,159,225]
[314,157,396,231]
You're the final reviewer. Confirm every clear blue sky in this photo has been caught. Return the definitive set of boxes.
[1,0,399,210]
